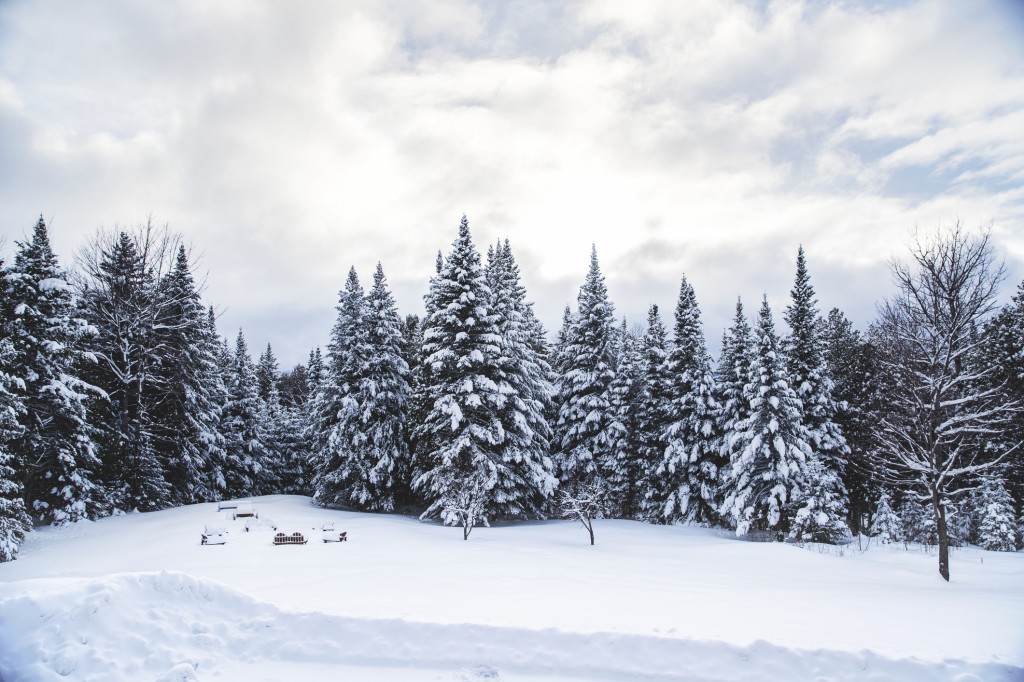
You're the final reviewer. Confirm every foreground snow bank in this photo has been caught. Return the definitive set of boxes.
[0,571,1018,682]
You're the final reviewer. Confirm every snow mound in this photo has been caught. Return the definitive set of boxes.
[0,571,1019,682]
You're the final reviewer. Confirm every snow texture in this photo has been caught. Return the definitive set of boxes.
[0,495,1020,681]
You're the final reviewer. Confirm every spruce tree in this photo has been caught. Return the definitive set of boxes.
[5,217,99,523]
[789,457,851,543]
[657,277,722,525]
[720,296,812,535]
[553,246,622,496]
[0,262,31,559]
[869,492,902,543]
[151,245,224,505]
[341,263,412,511]
[197,307,230,499]
[783,247,850,524]
[976,474,1018,551]
[484,240,556,518]
[309,267,371,508]
[413,216,507,533]
[78,231,170,512]
[715,298,753,526]
[606,320,645,518]
[256,344,279,403]
[221,330,266,497]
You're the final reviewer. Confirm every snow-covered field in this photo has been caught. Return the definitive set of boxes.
[0,495,1021,681]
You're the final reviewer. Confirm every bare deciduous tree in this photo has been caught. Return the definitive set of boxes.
[872,223,1019,581]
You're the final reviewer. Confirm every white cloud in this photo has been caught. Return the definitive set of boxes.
[1,0,1022,364]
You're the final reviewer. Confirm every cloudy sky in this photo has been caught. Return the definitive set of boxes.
[2,0,1023,366]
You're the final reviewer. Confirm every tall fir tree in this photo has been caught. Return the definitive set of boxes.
[221,330,266,497]
[975,474,1019,551]
[821,308,884,533]
[720,296,812,535]
[553,246,623,496]
[782,248,849,513]
[5,217,99,523]
[150,245,225,505]
[606,320,645,518]
[413,216,508,531]
[0,262,31,560]
[657,277,722,525]
[333,264,412,511]
[309,267,370,508]
[715,298,754,522]
[484,240,556,518]
[79,231,170,512]
[255,344,279,404]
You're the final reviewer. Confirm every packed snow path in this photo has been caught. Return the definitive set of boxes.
[0,496,1021,681]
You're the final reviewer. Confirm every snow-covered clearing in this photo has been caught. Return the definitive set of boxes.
[0,495,1021,681]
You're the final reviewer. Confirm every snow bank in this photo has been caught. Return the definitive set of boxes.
[0,570,1019,682]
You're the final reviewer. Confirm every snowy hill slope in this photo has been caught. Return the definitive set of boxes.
[0,495,1021,681]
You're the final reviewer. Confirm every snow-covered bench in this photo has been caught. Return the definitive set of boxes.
[273,532,307,545]
[232,502,257,520]
[321,523,348,543]
[201,526,228,545]
[216,500,239,511]
[244,517,276,532]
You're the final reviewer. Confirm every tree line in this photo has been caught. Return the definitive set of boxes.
[1,215,1021,580]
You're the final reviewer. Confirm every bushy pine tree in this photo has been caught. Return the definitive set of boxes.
[221,330,266,497]
[657,277,722,525]
[716,300,754,492]
[5,217,99,524]
[789,457,851,543]
[309,267,369,508]
[720,296,812,536]
[79,231,170,512]
[413,217,507,532]
[343,263,413,511]
[976,474,1018,551]
[869,492,902,544]
[607,321,645,518]
[0,264,31,560]
[899,498,937,545]
[256,344,279,404]
[152,248,225,504]
[821,308,883,533]
[553,247,622,496]
[783,247,850,533]
[485,241,556,518]
[633,306,673,522]
[198,307,230,498]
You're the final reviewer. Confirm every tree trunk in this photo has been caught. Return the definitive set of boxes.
[586,517,594,545]
[931,488,950,581]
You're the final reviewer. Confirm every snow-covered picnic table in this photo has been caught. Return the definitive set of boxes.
[200,526,227,545]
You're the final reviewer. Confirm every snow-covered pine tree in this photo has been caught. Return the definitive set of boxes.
[0,261,31,560]
[789,456,851,543]
[343,263,412,511]
[981,281,1024,512]
[553,246,622,497]
[632,306,673,522]
[309,267,373,508]
[221,330,266,497]
[256,344,279,404]
[606,320,645,518]
[196,306,230,499]
[413,216,507,534]
[783,247,850,529]
[5,217,99,524]
[869,492,902,544]
[821,307,882,533]
[150,245,224,504]
[899,498,937,546]
[656,276,722,525]
[976,474,1019,551]
[306,348,325,397]
[715,298,753,528]
[484,241,556,518]
[720,296,812,536]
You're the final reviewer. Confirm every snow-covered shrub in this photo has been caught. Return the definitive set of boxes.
[868,492,902,544]
[976,475,1019,552]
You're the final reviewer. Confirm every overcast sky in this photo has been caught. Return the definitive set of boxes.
[2,0,1023,367]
